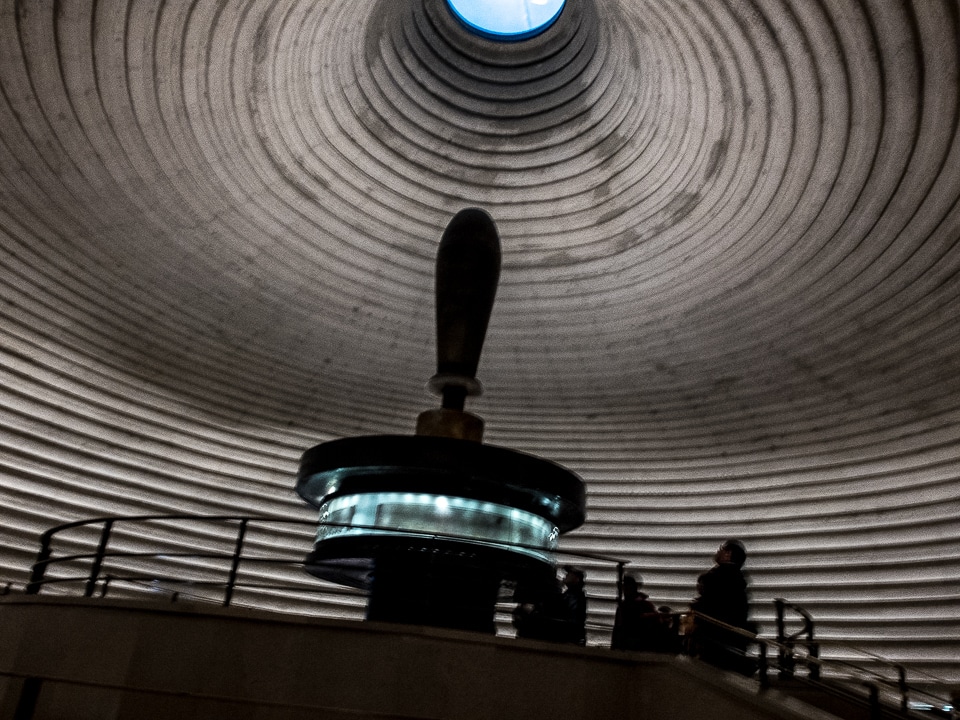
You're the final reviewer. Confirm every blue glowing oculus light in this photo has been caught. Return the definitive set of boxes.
[446,0,565,40]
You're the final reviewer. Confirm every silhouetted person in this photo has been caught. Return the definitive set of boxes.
[611,574,658,650]
[512,566,587,645]
[690,539,755,674]
[558,565,587,645]
[513,574,563,641]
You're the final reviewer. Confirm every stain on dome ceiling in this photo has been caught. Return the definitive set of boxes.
[1,0,958,679]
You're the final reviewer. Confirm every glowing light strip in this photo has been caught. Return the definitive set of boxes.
[315,492,559,559]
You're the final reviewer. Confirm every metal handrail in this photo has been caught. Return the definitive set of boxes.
[691,608,957,720]
[18,516,957,719]
[803,649,957,719]
[95,573,359,605]
[24,513,630,605]
[26,514,310,596]
[775,597,820,680]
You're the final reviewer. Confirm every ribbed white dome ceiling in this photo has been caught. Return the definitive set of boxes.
[1,0,958,682]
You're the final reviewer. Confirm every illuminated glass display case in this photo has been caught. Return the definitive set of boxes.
[315,492,560,562]
[296,433,585,631]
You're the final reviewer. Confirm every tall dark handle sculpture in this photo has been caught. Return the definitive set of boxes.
[418,208,500,440]
[296,208,585,633]
[431,207,501,409]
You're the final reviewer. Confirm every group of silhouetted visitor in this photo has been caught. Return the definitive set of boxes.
[609,538,756,674]
[513,539,756,675]
[610,574,681,654]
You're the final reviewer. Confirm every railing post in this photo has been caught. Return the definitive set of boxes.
[84,520,114,598]
[224,518,248,607]
[865,682,880,720]
[13,677,42,720]
[757,641,769,689]
[774,598,794,678]
[25,530,55,595]
[774,598,786,643]
[808,642,820,681]
[895,664,908,713]
[802,607,815,643]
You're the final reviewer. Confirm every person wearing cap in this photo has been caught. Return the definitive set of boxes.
[558,565,588,645]
[689,539,755,674]
[611,573,658,651]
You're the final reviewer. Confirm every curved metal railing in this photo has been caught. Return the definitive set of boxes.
[23,514,629,608]
[17,515,958,720]
[687,610,957,720]
[26,515,311,603]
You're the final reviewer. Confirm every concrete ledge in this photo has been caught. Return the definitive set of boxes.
[0,596,840,720]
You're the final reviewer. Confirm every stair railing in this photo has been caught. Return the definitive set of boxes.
[687,606,956,720]
[774,597,820,680]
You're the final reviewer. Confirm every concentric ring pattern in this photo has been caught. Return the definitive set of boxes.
[1,0,959,682]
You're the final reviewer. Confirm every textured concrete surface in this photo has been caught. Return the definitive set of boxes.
[0,0,958,682]
[0,597,840,720]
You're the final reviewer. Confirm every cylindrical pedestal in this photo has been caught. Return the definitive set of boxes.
[296,435,586,633]
[366,551,503,633]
